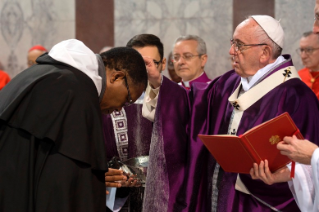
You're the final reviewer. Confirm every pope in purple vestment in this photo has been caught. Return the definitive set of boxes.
[187,54,319,211]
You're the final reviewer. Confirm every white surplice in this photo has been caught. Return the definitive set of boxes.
[288,148,319,212]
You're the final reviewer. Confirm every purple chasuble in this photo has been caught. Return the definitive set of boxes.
[143,76,191,211]
[181,72,211,90]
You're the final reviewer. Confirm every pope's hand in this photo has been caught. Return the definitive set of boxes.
[250,160,291,185]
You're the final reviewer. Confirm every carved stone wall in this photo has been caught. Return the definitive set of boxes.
[0,0,75,77]
[0,0,315,78]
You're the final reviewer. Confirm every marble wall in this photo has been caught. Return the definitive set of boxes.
[115,0,316,80]
[0,0,315,79]
[114,0,233,80]
[0,0,75,77]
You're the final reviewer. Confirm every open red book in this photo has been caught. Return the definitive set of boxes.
[198,112,303,174]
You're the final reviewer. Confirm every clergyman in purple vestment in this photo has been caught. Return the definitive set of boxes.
[142,35,214,211]
[172,35,211,90]
[250,5,319,211]
[186,15,319,212]
[189,55,319,211]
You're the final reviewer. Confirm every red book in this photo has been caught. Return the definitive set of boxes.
[198,112,303,174]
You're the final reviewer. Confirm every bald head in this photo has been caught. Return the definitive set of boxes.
[27,45,48,67]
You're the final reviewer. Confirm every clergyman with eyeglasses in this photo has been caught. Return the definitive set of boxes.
[202,15,319,212]
[142,15,319,211]
[250,3,319,211]
[172,35,212,90]
[297,31,319,99]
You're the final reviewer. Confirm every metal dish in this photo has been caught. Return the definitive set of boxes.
[108,156,149,187]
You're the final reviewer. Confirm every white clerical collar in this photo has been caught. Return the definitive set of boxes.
[134,92,145,104]
[241,56,285,92]
[182,72,204,87]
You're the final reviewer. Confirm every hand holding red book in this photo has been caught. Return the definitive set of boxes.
[198,112,303,176]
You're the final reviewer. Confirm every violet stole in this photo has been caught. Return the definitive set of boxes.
[143,76,190,211]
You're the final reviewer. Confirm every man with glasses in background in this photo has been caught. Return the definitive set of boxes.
[297,31,319,99]
[103,34,166,212]
[142,34,211,122]
[172,35,211,90]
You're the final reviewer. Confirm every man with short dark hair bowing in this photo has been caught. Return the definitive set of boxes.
[0,39,148,212]
[103,34,167,212]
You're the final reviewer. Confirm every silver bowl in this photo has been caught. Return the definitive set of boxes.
[108,156,149,187]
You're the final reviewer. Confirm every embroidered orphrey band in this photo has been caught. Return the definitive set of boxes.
[110,109,129,161]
